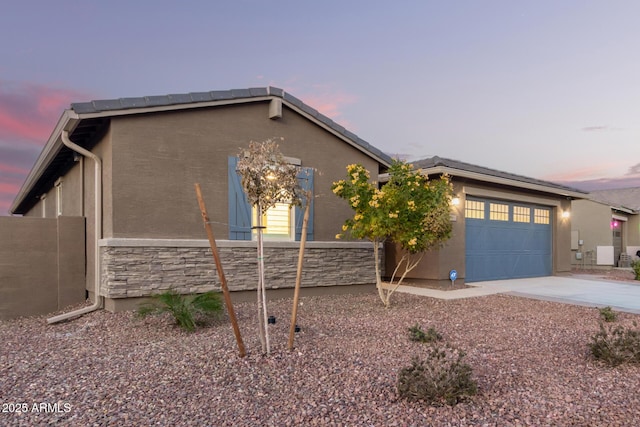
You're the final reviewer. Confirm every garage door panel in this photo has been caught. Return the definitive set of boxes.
[465,221,487,251]
[465,198,552,282]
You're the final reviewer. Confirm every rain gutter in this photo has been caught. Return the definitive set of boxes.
[47,130,103,323]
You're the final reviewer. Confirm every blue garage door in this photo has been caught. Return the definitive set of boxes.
[465,197,552,282]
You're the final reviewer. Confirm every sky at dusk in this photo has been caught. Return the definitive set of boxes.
[1,1,640,214]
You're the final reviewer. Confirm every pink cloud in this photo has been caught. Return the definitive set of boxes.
[0,182,20,195]
[0,81,91,144]
[303,91,357,118]
[0,107,52,142]
[0,81,94,214]
[542,162,621,182]
[279,82,359,131]
[0,174,27,214]
[542,157,640,181]
[0,163,29,175]
[0,199,10,214]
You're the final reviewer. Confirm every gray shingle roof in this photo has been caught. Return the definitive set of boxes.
[71,87,272,113]
[71,86,392,165]
[412,156,587,195]
[588,188,640,212]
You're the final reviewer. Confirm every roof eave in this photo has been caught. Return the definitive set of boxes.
[610,205,637,215]
[421,165,587,199]
[10,110,80,214]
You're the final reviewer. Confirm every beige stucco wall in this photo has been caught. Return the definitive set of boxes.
[556,197,573,273]
[24,198,42,217]
[628,216,640,247]
[107,101,379,241]
[0,216,85,319]
[571,200,613,256]
[570,199,639,266]
[59,161,84,217]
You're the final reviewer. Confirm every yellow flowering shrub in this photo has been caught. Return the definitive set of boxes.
[331,160,453,306]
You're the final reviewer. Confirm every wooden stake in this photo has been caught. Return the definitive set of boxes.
[288,192,311,350]
[194,183,246,358]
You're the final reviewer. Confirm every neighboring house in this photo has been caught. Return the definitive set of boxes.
[386,156,586,284]
[10,87,392,313]
[571,188,640,268]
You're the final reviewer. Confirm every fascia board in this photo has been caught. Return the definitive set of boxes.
[73,96,274,120]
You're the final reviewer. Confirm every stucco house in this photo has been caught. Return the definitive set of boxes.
[9,87,392,314]
[571,188,640,268]
[386,157,586,285]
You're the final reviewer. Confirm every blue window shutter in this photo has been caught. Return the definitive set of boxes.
[295,167,314,241]
[228,156,252,240]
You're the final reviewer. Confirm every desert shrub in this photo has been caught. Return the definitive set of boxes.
[408,324,443,343]
[589,321,640,366]
[598,306,617,322]
[631,260,640,280]
[397,343,477,406]
[137,290,223,332]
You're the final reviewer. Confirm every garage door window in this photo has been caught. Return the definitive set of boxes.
[489,203,509,221]
[513,206,531,223]
[534,208,550,224]
[465,200,485,219]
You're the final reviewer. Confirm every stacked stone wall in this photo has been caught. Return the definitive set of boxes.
[100,239,381,298]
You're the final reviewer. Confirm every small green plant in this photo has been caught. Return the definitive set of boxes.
[631,260,640,280]
[408,324,443,343]
[598,306,617,322]
[137,290,223,332]
[397,343,477,406]
[589,321,640,367]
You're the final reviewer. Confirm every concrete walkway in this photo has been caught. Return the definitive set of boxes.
[386,276,640,314]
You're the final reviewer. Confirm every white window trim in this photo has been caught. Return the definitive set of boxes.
[40,193,47,218]
[55,177,63,216]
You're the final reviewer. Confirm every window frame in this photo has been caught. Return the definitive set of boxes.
[489,202,509,221]
[252,202,295,241]
[465,199,485,219]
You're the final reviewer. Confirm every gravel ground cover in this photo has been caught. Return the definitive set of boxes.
[2,290,640,426]
[571,268,637,283]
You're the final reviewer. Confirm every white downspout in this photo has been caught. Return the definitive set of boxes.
[48,130,103,323]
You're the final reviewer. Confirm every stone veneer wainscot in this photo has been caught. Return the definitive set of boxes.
[99,239,382,299]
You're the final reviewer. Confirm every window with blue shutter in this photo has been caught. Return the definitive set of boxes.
[228,156,252,240]
[295,167,314,241]
[228,156,314,241]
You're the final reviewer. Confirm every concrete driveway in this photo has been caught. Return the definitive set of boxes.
[390,276,640,314]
